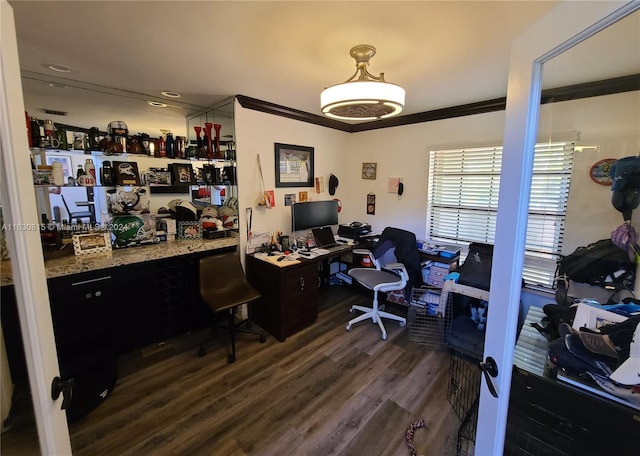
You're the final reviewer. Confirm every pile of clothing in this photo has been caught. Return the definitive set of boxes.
[548,309,639,406]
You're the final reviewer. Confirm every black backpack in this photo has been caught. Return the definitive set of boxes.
[556,239,635,287]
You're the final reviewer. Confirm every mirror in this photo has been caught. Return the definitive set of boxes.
[506,6,640,450]
[21,71,208,139]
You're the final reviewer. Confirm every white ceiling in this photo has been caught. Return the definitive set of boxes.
[9,1,640,137]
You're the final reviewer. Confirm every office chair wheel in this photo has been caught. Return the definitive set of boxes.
[381,334,387,341]
[345,324,352,332]
[399,321,406,327]
[227,354,236,363]
[198,347,207,357]
[259,334,267,343]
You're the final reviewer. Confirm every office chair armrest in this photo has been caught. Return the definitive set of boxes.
[382,263,409,281]
[352,248,372,255]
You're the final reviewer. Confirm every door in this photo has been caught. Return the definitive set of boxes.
[476,1,639,454]
[0,0,72,453]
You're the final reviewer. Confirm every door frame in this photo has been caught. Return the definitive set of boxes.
[0,0,72,453]
[476,1,639,454]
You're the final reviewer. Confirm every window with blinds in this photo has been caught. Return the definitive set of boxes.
[427,141,575,288]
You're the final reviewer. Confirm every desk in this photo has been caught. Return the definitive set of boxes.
[246,244,356,341]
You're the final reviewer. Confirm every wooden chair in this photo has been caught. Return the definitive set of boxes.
[198,251,266,363]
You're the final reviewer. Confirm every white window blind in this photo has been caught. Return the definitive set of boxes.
[427,141,574,288]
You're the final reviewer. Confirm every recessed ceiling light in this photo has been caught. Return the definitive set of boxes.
[148,101,168,108]
[161,90,181,98]
[44,63,76,73]
[48,83,71,89]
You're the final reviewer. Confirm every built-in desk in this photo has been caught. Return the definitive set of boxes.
[246,244,355,342]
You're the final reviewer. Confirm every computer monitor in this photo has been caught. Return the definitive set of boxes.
[291,200,339,232]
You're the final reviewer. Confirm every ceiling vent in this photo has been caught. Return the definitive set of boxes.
[41,108,67,116]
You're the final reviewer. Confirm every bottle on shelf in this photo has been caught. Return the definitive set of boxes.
[76,165,85,179]
[51,162,64,186]
[166,132,174,158]
[84,158,96,180]
[155,136,166,158]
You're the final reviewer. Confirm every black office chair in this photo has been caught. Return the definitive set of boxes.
[347,227,423,340]
[59,193,95,225]
[198,251,267,363]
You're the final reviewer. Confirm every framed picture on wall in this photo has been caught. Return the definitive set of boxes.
[170,163,195,185]
[113,161,141,186]
[275,143,314,188]
[362,162,377,180]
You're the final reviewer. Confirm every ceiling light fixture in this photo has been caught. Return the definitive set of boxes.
[147,101,168,108]
[161,90,181,98]
[44,63,76,73]
[321,44,405,121]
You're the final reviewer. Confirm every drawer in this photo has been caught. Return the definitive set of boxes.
[426,274,444,288]
[430,266,451,277]
[281,263,318,293]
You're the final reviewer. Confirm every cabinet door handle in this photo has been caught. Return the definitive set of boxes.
[71,275,111,286]
[299,277,305,290]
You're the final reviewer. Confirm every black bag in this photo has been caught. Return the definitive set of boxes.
[457,243,493,290]
[556,239,635,287]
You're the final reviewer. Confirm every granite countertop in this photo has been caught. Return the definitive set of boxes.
[0,235,238,286]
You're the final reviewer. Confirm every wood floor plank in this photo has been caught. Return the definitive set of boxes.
[1,286,461,456]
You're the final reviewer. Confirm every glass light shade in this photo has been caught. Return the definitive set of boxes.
[321,81,406,121]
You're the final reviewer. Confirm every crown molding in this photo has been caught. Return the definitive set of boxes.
[236,74,640,133]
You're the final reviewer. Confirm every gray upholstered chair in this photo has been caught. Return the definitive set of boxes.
[346,240,409,340]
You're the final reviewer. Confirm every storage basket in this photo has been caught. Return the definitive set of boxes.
[407,286,450,345]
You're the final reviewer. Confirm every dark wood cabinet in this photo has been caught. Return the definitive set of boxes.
[246,255,318,342]
[1,246,235,387]
[506,366,640,455]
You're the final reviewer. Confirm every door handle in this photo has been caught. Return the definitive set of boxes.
[51,376,75,410]
[479,356,499,398]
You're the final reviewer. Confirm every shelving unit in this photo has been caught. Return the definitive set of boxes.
[28,96,241,248]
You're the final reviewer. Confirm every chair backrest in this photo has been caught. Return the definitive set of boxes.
[199,251,260,311]
[374,227,422,290]
[59,193,72,214]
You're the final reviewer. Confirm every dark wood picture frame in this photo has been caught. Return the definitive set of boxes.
[113,161,141,186]
[275,143,314,188]
[170,163,195,185]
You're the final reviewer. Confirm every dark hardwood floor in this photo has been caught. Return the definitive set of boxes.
[1,285,462,455]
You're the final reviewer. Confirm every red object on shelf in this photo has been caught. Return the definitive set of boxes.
[203,123,214,159]
[26,112,33,147]
[213,124,222,158]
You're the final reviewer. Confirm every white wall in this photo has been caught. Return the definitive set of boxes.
[234,91,639,256]
[234,100,350,254]
[348,92,639,250]
[344,111,508,238]
[542,91,640,253]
